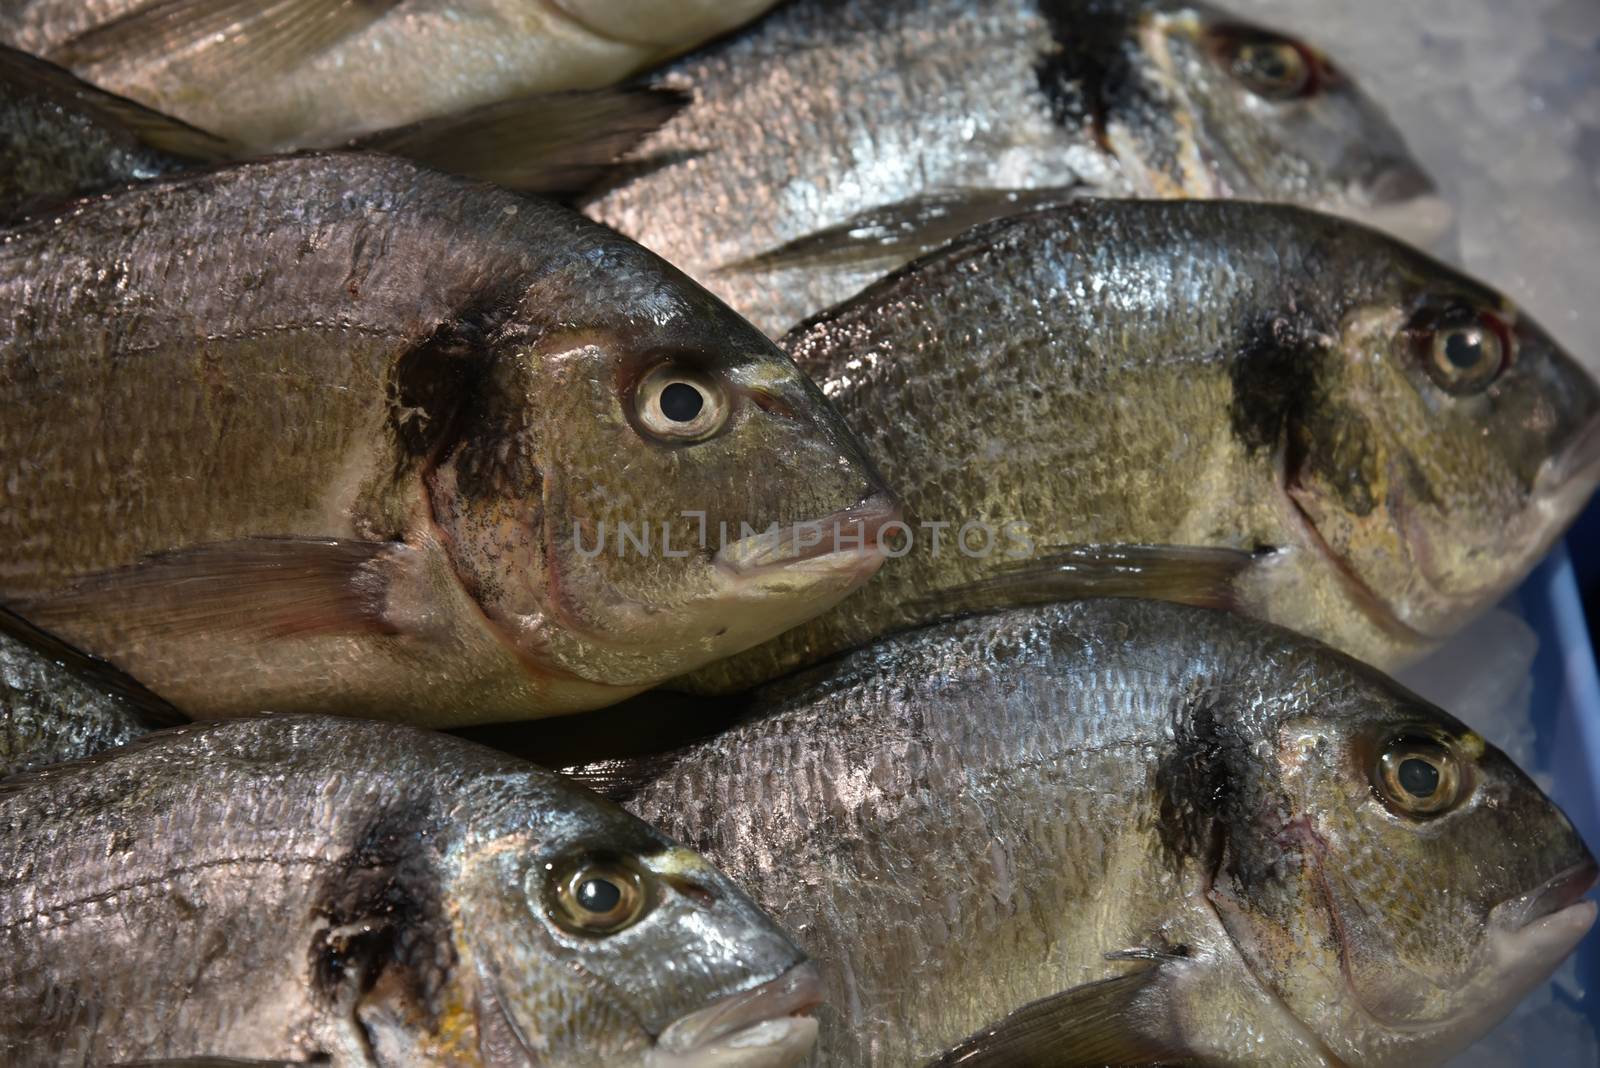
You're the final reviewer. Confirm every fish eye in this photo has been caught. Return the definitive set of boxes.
[1209,28,1323,100]
[1375,736,1467,818]
[632,362,731,444]
[546,857,652,936]
[1404,303,1514,395]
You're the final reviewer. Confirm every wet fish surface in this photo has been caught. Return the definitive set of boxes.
[589,0,1447,335]
[0,607,180,778]
[679,199,1600,693]
[0,153,894,725]
[578,600,1599,1066]
[0,715,822,1066]
[0,0,781,150]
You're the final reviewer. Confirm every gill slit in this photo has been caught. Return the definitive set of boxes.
[411,466,593,686]
[1201,819,1356,1068]
[1275,440,1432,645]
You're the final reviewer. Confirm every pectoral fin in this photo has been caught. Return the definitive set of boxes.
[351,87,690,196]
[0,45,236,162]
[913,544,1261,622]
[51,0,403,75]
[11,537,404,644]
[721,187,1086,275]
[923,963,1194,1067]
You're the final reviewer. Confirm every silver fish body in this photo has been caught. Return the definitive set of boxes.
[0,0,781,150]
[588,0,1445,335]
[595,601,1598,1066]
[0,715,821,1066]
[0,153,892,725]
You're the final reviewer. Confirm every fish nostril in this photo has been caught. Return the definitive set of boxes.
[664,874,719,906]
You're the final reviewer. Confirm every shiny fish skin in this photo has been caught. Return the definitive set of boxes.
[0,609,178,777]
[0,153,891,725]
[604,601,1598,1066]
[0,0,781,150]
[589,0,1443,335]
[0,715,819,1067]
[680,200,1600,693]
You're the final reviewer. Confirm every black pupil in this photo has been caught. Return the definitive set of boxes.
[577,877,623,914]
[1398,757,1441,798]
[1443,329,1487,369]
[660,382,705,423]
[1242,43,1297,86]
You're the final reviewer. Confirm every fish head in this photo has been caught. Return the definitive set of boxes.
[1255,218,1600,648]
[432,773,819,1067]
[1207,673,1596,1065]
[424,233,896,693]
[1129,2,1448,246]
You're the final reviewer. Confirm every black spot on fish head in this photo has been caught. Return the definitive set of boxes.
[387,294,519,473]
[1227,314,1320,456]
[1034,0,1140,148]
[310,799,455,1029]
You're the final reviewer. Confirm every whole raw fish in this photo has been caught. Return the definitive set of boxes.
[680,200,1600,693]
[589,0,1449,335]
[579,601,1598,1066]
[0,715,821,1066]
[0,153,895,725]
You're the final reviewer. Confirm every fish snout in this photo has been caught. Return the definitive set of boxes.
[1343,162,1455,248]
[1536,407,1600,501]
[715,490,902,575]
[649,963,824,1068]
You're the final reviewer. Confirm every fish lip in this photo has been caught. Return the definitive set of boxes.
[1494,859,1600,932]
[713,493,902,574]
[1365,161,1439,205]
[1536,412,1600,497]
[654,962,824,1056]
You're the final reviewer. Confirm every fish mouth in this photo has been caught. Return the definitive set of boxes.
[1331,165,1454,249]
[649,963,823,1067]
[714,493,901,576]
[1535,411,1600,500]
[1493,859,1600,933]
